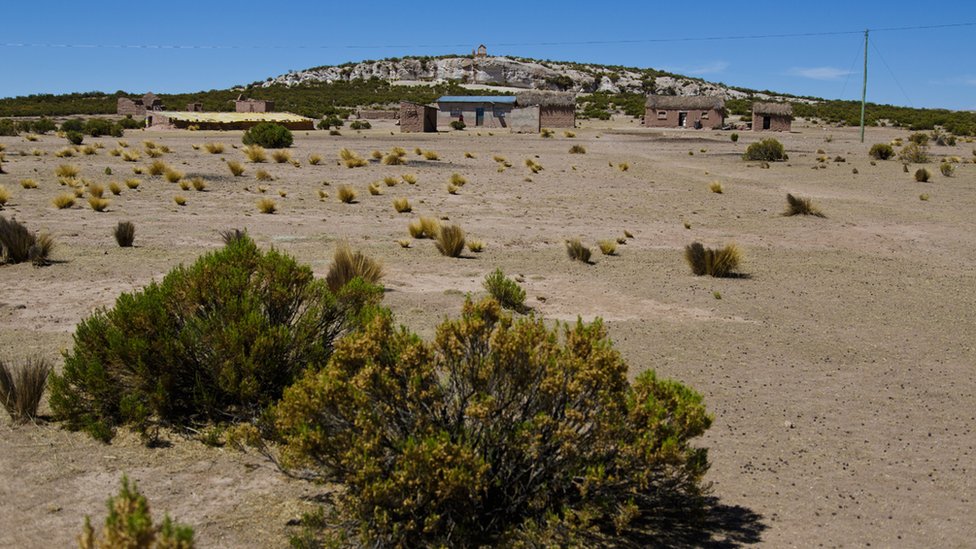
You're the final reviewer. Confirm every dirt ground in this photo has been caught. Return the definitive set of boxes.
[1,117,974,547]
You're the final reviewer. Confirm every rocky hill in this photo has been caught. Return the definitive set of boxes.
[262,54,792,102]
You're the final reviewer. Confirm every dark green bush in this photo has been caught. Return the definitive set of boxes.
[730,132,739,143]
[869,143,894,160]
[349,120,371,130]
[66,131,84,145]
[61,118,85,133]
[317,115,344,130]
[482,268,527,313]
[84,118,117,137]
[117,116,144,130]
[908,132,929,146]
[0,119,18,136]
[743,138,787,161]
[31,117,57,134]
[450,120,466,130]
[275,298,713,546]
[49,235,378,441]
[899,142,929,163]
[242,122,293,148]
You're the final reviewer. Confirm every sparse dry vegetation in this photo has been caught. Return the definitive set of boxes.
[566,239,592,263]
[114,221,135,247]
[392,197,411,213]
[0,357,51,422]
[227,160,245,176]
[244,145,268,163]
[337,184,357,203]
[257,197,277,214]
[435,224,466,257]
[784,193,825,217]
[88,197,110,212]
[325,243,383,292]
[684,242,742,277]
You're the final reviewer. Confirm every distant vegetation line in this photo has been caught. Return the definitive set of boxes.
[1,77,973,135]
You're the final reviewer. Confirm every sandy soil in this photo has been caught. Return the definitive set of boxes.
[1,118,974,547]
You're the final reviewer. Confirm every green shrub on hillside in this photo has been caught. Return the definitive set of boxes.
[79,475,195,549]
[743,138,787,161]
[242,122,293,148]
[869,143,894,160]
[482,268,527,313]
[49,235,379,442]
[275,298,713,546]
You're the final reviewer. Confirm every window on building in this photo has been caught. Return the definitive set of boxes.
[701,111,709,119]
[657,111,667,119]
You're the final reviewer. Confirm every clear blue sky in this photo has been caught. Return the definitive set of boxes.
[2,0,974,110]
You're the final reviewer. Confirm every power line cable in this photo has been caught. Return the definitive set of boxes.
[2,22,974,51]
[870,39,914,108]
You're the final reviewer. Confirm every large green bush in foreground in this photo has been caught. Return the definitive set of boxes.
[275,298,712,546]
[242,122,293,148]
[49,236,378,441]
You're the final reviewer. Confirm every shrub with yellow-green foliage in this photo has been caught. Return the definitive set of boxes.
[274,297,713,547]
[49,235,378,442]
[78,475,194,549]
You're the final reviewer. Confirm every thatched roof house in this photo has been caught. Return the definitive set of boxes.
[752,102,793,131]
[516,91,576,128]
[644,95,725,129]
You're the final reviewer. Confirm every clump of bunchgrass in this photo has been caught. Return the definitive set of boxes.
[88,197,110,212]
[340,148,368,168]
[524,158,543,173]
[540,128,554,138]
[147,160,167,176]
[337,184,357,203]
[383,176,398,187]
[684,242,742,277]
[108,181,122,195]
[272,150,292,164]
[20,179,38,189]
[204,142,225,154]
[125,178,141,189]
[55,164,80,178]
[401,174,417,184]
[244,145,268,163]
[114,221,135,247]
[255,169,274,181]
[325,243,383,293]
[435,224,465,257]
[0,357,52,422]
[449,173,467,186]
[308,154,322,165]
[257,197,276,214]
[617,162,630,171]
[173,195,187,206]
[393,198,411,213]
[53,193,75,209]
[597,240,617,255]
[940,162,954,177]
[368,182,383,196]
[709,181,723,194]
[227,160,245,176]
[163,168,183,183]
[565,239,592,263]
[915,168,930,182]
[784,193,825,217]
[422,150,440,161]
[190,177,207,191]
[569,144,586,154]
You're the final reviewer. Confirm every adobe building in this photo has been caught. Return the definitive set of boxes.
[116,92,164,116]
[234,95,275,113]
[643,95,726,129]
[186,102,203,112]
[514,91,576,129]
[752,102,793,131]
[399,102,437,133]
[435,96,517,129]
[146,111,313,131]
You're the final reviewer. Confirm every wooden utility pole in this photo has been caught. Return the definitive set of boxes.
[860,29,868,143]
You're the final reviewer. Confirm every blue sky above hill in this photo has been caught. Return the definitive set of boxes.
[2,0,974,110]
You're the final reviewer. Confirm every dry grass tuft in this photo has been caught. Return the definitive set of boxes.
[340,148,368,168]
[0,357,51,422]
[125,178,141,189]
[81,145,98,156]
[114,221,135,247]
[368,182,383,196]
[272,150,292,164]
[684,242,742,277]
[940,162,954,177]
[20,179,38,189]
[54,148,75,158]
[179,179,190,191]
[565,239,592,263]
[147,160,167,176]
[435,224,466,257]
[257,197,276,214]
[409,216,440,239]
[173,195,187,206]
[55,164,80,178]
[915,168,930,182]
[467,240,484,253]
[142,139,157,150]
[108,181,122,195]
[255,169,274,182]
[164,168,184,183]
[383,176,399,187]
[337,184,357,203]
[624,230,634,239]
[220,228,247,245]
[190,177,207,191]
[524,159,543,173]
[598,240,617,255]
[308,154,322,165]
[464,152,476,159]
[569,145,586,154]
[540,128,554,138]
[493,155,507,163]
[401,174,417,184]
[326,243,384,292]
[317,189,329,201]
[122,149,141,162]
[784,193,825,217]
[227,160,245,177]
[244,145,267,163]
[278,189,287,198]
[422,150,440,161]
[709,181,724,194]
[88,196,110,212]
[53,193,75,209]
[371,150,384,160]
[393,198,411,213]
[397,239,411,248]
[204,142,225,154]
[617,162,630,172]
[919,193,930,201]
[564,131,576,138]
[144,148,163,158]
[0,186,10,207]
[87,183,105,198]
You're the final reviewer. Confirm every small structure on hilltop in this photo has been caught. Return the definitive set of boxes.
[752,102,793,131]
[435,96,517,129]
[146,111,313,131]
[643,95,725,129]
[399,102,437,133]
[234,95,275,113]
[513,91,576,131]
[117,92,165,116]
[473,44,487,58]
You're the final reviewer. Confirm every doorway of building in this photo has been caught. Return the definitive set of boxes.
[475,108,485,126]
[678,112,687,127]
[762,115,771,130]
